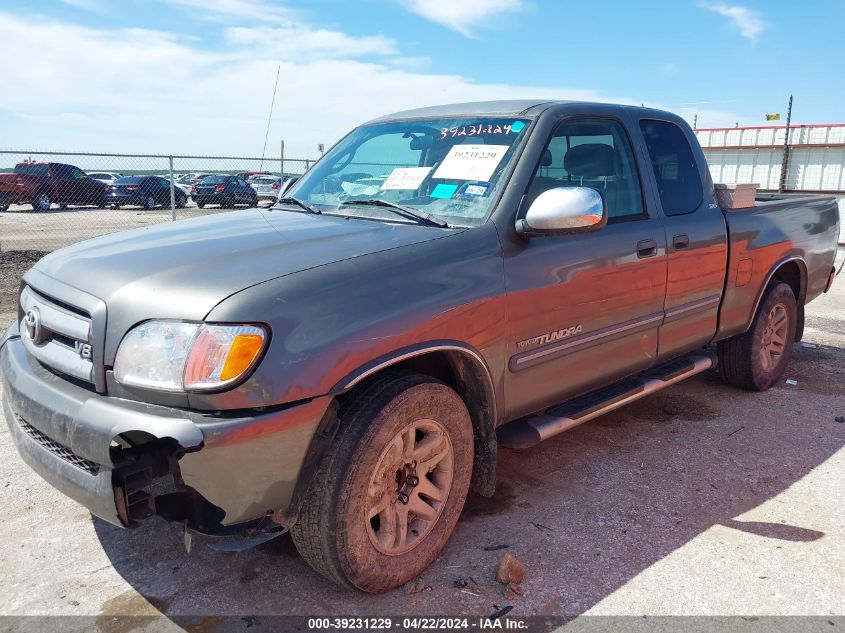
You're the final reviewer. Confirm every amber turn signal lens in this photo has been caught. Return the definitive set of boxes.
[220,333,265,381]
[183,324,267,391]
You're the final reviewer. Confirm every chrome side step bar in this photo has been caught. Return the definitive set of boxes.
[497,353,716,449]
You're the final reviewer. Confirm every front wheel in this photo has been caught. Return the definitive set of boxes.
[196,201,205,209]
[292,373,473,593]
[0,203,8,212]
[718,282,797,391]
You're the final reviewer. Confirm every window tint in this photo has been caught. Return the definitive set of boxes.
[526,119,644,221]
[14,163,49,177]
[639,119,703,215]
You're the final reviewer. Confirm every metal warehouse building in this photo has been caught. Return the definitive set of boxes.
[695,124,845,236]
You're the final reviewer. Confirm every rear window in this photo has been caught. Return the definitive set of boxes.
[14,164,49,177]
[639,119,703,216]
[253,177,278,185]
[200,176,228,184]
[115,177,145,185]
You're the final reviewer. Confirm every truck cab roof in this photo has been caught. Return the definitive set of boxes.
[369,100,685,124]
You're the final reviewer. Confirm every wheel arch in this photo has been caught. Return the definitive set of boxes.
[750,257,807,341]
[332,342,500,498]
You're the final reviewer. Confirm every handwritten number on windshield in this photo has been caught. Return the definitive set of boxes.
[440,123,513,139]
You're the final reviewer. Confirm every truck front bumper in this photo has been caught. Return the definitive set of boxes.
[0,322,331,532]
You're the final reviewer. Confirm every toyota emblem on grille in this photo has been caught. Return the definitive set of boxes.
[24,307,43,344]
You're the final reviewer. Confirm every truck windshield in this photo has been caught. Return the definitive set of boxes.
[285,117,531,226]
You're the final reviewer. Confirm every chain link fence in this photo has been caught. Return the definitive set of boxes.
[0,150,318,252]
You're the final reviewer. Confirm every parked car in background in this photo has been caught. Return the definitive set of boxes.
[191,175,258,208]
[237,171,272,182]
[251,176,283,202]
[0,162,107,212]
[192,173,217,185]
[107,176,187,210]
[88,172,124,186]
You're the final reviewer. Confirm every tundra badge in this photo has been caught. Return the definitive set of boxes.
[517,324,582,350]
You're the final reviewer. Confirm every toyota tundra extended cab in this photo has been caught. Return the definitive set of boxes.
[1,101,839,593]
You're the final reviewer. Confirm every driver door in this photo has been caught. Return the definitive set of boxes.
[503,117,668,419]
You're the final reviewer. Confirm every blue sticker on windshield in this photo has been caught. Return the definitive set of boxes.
[431,183,458,199]
[511,121,526,133]
[460,183,490,198]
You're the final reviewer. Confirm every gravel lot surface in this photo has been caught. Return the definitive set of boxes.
[0,203,254,252]
[0,250,843,631]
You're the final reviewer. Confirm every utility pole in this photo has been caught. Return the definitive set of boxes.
[280,140,285,179]
[778,95,793,193]
[693,114,698,130]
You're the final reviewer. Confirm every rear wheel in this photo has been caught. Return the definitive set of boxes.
[111,204,121,210]
[0,203,8,212]
[32,191,51,212]
[222,195,234,208]
[176,194,187,208]
[249,194,259,207]
[718,282,797,391]
[196,202,205,209]
[59,203,69,210]
[144,195,156,210]
[292,373,473,593]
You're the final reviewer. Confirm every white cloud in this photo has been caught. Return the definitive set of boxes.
[398,0,525,37]
[0,10,637,158]
[159,0,299,25]
[0,9,749,159]
[225,26,398,59]
[701,3,764,41]
[58,0,107,11]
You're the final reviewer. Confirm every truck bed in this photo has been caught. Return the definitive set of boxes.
[716,192,840,340]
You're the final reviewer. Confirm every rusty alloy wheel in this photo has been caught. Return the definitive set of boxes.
[365,418,454,556]
[760,302,789,372]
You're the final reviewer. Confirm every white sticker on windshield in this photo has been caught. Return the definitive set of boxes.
[433,144,509,182]
[380,167,431,190]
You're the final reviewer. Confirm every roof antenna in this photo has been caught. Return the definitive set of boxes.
[260,64,281,171]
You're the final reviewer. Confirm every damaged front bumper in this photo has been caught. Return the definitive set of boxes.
[0,322,331,534]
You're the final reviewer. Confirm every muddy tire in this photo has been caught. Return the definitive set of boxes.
[291,372,473,593]
[718,282,797,391]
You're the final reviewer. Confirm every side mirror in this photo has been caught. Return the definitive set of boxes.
[516,187,607,237]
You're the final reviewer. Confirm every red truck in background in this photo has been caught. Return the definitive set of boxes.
[0,162,107,212]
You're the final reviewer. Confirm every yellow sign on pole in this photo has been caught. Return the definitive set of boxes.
[766,113,781,121]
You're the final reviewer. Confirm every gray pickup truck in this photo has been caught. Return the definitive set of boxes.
[1,100,839,593]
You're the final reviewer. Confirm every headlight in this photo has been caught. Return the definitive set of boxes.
[114,321,268,392]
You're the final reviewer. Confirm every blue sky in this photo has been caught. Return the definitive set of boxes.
[1,0,842,157]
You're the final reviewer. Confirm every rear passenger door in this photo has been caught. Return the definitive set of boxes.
[503,117,668,419]
[635,118,728,361]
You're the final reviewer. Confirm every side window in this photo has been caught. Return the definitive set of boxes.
[639,119,703,216]
[526,119,645,221]
[54,164,73,179]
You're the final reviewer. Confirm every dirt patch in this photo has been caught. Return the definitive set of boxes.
[622,393,720,423]
[96,590,171,633]
[0,250,45,314]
